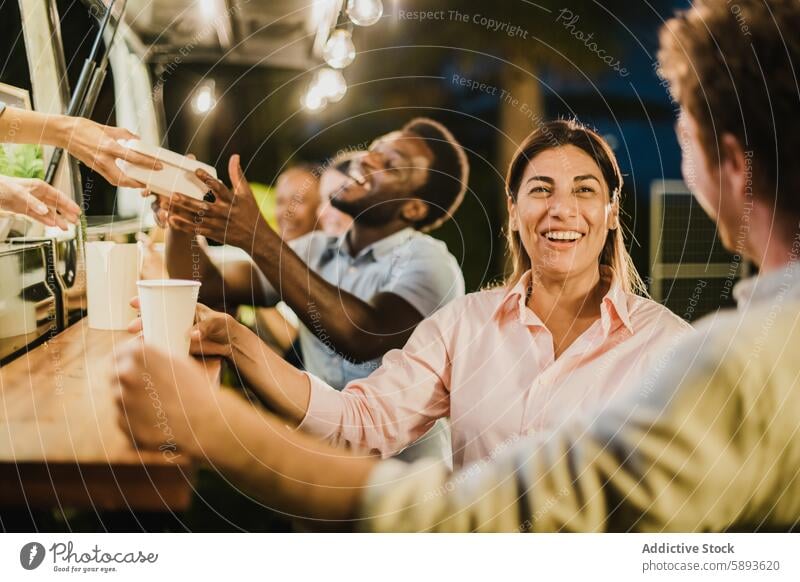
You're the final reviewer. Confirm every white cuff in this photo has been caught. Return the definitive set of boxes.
[296,371,345,440]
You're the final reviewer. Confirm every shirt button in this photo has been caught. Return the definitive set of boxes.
[348,266,357,275]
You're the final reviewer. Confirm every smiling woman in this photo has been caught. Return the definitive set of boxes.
[505,119,645,295]
[135,119,694,471]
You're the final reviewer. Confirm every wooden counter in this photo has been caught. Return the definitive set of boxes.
[0,319,221,512]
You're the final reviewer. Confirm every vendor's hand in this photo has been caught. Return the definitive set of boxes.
[112,337,220,458]
[166,154,272,250]
[0,175,80,229]
[61,118,162,187]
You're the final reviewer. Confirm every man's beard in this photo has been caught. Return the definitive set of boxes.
[330,190,407,227]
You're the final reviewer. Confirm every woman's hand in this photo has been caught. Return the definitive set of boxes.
[126,295,308,422]
[189,303,243,359]
[59,117,162,187]
[0,174,80,229]
[128,298,244,361]
[0,109,160,187]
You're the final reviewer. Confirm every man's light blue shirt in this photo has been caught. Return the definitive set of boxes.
[262,227,465,390]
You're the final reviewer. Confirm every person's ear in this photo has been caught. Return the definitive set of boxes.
[607,197,620,231]
[401,199,429,224]
[507,196,520,231]
[719,133,748,205]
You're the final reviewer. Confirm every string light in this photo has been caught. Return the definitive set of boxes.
[323,29,356,69]
[306,0,382,112]
[314,68,347,103]
[302,84,328,112]
[192,82,216,114]
[199,0,217,20]
[347,0,383,27]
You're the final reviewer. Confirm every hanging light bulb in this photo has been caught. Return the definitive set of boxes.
[314,68,347,103]
[302,83,328,112]
[199,0,217,20]
[347,0,383,26]
[192,81,216,114]
[323,29,356,69]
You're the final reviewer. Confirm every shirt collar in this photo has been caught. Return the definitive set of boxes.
[326,227,415,262]
[733,261,800,308]
[601,267,634,334]
[493,271,536,325]
[493,266,634,336]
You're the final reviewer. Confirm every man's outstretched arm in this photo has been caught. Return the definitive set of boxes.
[165,156,430,362]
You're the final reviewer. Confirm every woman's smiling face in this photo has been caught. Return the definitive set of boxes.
[508,144,619,283]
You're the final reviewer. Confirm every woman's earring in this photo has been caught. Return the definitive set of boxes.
[606,203,619,230]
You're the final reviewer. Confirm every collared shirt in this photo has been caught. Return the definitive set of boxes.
[357,261,800,532]
[300,268,691,469]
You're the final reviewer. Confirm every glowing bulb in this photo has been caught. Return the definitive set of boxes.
[192,82,216,114]
[314,68,347,103]
[302,85,328,112]
[323,29,356,69]
[199,0,216,20]
[347,0,383,26]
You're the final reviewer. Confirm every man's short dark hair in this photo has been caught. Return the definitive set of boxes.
[402,118,469,231]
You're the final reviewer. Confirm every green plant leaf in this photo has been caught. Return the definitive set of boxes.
[11,143,45,179]
[0,145,10,176]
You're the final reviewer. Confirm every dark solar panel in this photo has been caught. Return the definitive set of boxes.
[658,194,736,264]
[659,276,740,322]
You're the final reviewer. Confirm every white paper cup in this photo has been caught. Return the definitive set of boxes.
[136,279,201,357]
[86,242,140,330]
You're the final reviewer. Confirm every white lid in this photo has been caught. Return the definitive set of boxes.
[118,139,218,178]
[137,279,202,288]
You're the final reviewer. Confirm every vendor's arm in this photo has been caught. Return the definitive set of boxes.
[0,107,160,187]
